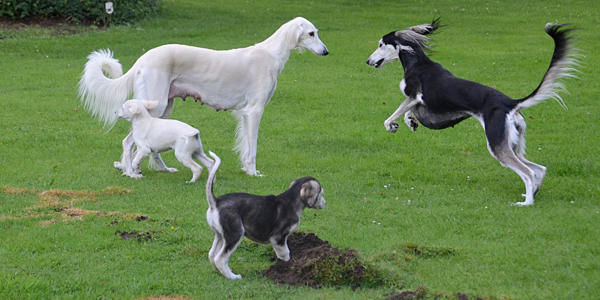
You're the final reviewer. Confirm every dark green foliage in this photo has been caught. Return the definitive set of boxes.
[0,0,164,26]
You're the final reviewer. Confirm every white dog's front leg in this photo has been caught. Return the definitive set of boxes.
[240,109,264,176]
[385,97,419,133]
[115,133,136,174]
[126,148,150,179]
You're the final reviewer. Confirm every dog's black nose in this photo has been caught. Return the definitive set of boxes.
[322,49,329,56]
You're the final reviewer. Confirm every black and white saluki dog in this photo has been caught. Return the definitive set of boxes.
[79,17,328,177]
[366,19,577,205]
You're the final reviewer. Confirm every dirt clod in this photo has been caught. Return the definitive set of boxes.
[262,232,369,289]
[115,230,151,242]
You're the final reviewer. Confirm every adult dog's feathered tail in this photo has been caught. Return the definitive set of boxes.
[206,151,221,210]
[516,24,578,110]
[78,49,137,128]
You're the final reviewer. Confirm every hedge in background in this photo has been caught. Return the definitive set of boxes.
[0,0,164,26]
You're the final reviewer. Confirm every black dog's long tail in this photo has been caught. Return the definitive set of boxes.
[206,151,221,210]
[517,23,578,110]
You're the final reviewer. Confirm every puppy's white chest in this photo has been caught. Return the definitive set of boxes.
[400,78,407,96]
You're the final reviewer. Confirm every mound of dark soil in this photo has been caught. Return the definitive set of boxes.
[262,232,367,288]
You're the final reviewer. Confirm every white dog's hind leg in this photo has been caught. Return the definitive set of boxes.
[193,151,215,173]
[174,150,202,183]
[148,153,178,173]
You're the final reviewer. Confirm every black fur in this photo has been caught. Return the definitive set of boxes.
[390,23,573,147]
[215,176,319,250]
[368,21,577,205]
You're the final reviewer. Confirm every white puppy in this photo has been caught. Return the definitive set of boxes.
[115,99,214,182]
[79,17,329,177]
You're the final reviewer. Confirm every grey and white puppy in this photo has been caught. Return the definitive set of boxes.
[205,151,326,279]
[115,99,214,182]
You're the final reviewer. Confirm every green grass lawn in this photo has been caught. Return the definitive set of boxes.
[1,0,599,299]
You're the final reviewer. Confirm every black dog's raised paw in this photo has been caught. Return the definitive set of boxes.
[409,118,418,131]
[387,122,400,133]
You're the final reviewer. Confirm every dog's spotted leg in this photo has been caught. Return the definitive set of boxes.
[404,111,419,131]
[384,97,420,133]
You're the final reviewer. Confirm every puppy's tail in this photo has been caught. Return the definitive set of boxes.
[516,23,579,110]
[206,151,221,210]
[78,49,136,129]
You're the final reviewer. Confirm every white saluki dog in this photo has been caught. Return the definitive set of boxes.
[79,17,328,176]
[366,19,578,205]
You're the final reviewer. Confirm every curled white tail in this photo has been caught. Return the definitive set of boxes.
[206,151,221,210]
[78,49,136,129]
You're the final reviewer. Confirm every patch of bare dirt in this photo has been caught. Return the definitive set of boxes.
[0,186,135,225]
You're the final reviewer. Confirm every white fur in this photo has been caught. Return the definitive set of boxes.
[115,99,214,182]
[79,17,328,176]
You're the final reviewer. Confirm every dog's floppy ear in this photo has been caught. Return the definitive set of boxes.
[283,20,304,49]
[406,17,443,35]
[141,100,160,110]
[127,104,141,115]
[300,180,320,207]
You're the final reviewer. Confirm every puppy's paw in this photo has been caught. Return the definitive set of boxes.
[385,121,399,133]
[242,168,264,177]
[164,167,179,173]
[279,254,290,261]
[113,161,123,171]
[123,172,143,179]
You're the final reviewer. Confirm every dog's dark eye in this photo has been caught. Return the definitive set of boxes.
[309,32,315,37]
